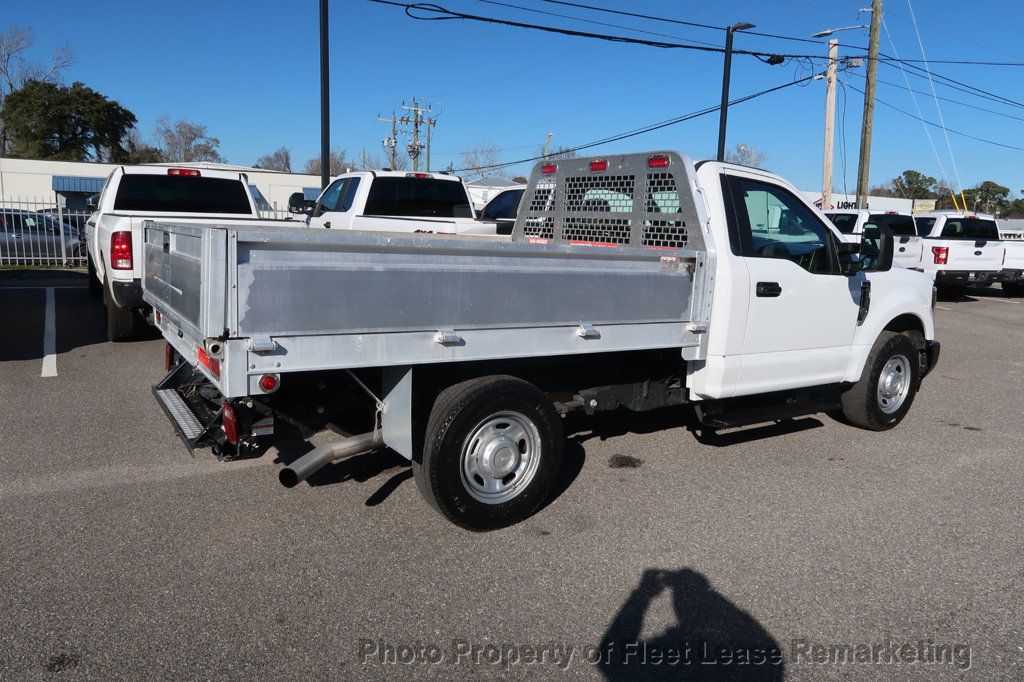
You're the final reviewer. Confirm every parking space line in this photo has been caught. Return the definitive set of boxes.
[0,285,87,291]
[978,297,1019,305]
[936,306,952,310]
[41,287,57,378]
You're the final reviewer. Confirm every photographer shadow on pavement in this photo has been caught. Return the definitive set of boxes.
[599,568,784,681]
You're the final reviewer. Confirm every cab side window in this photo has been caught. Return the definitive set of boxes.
[721,175,839,275]
[313,178,348,217]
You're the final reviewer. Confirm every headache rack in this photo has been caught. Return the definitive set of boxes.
[512,151,706,252]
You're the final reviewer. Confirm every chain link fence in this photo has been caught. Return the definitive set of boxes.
[1,196,89,267]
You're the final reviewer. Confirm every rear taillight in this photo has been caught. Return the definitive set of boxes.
[932,246,949,265]
[222,403,238,444]
[197,347,220,379]
[165,342,175,372]
[110,231,132,270]
[168,168,201,176]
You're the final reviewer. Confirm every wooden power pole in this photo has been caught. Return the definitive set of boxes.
[855,0,882,209]
[821,39,838,211]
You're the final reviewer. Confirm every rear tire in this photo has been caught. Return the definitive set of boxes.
[87,258,102,297]
[1003,281,1024,297]
[840,332,920,431]
[103,281,139,342]
[936,284,963,300]
[413,375,563,531]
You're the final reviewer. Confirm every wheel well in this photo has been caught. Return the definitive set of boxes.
[883,314,925,339]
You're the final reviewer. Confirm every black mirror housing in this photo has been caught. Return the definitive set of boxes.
[860,224,894,272]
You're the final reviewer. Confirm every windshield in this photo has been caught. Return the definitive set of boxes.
[940,217,1000,240]
[114,174,253,214]
[824,212,858,234]
[364,178,473,218]
[868,213,917,237]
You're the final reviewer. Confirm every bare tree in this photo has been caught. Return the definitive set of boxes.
[303,149,350,177]
[255,146,292,172]
[724,143,767,168]
[537,145,578,161]
[0,26,75,153]
[154,116,226,163]
[459,142,502,180]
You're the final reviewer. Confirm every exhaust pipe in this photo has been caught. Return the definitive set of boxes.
[279,431,382,488]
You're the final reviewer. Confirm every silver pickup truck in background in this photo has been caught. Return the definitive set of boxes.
[142,151,939,530]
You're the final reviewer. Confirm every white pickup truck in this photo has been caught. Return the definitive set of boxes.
[301,170,500,236]
[823,209,923,269]
[86,165,297,341]
[996,223,1024,296]
[912,212,1005,294]
[142,152,939,530]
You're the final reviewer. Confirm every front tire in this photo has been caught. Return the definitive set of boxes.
[840,332,920,431]
[413,376,563,531]
[103,281,140,342]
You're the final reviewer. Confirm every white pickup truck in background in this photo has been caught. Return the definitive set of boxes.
[996,222,1024,296]
[913,212,1005,295]
[85,165,298,341]
[298,170,501,236]
[823,209,923,269]
[142,151,940,530]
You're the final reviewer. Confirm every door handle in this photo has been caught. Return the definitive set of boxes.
[756,281,782,297]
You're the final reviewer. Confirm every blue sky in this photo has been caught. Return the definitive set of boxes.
[5,0,1023,195]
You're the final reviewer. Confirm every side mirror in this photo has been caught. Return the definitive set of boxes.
[287,192,308,214]
[860,224,894,272]
[85,196,99,211]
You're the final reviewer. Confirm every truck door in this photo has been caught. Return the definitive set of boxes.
[721,173,860,395]
[307,177,359,230]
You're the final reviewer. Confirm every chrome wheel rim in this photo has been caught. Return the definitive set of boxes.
[877,354,911,414]
[460,411,541,505]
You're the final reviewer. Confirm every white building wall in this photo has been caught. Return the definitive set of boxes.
[0,157,320,209]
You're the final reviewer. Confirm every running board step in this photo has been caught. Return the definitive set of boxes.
[155,389,204,441]
[152,361,223,451]
[695,386,842,430]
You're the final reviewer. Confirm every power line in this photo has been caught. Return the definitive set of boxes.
[882,57,1024,110]
[368,0,833,61]
[453,73,818,173]
[845,82,1024,152]
[474,0,722,47]
[875,77,1024,123]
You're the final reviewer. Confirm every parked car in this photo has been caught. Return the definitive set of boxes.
[86,165,299,342]
[477,186,525,235]
[0,209,83,264]
[38,206,92,231]
[298,171,501,236]
[913,212,1004,295]
[823,209,922,269]
[996,222,1024,296]
[145,151,939,530]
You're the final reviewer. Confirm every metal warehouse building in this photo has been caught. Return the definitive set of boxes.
[0,157,321,213]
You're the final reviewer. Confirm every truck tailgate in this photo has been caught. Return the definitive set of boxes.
[943,238,1004,272]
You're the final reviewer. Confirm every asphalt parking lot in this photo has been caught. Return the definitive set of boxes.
[1,268,1021,679]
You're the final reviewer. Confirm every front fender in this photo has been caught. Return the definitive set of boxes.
[844,268,936,383]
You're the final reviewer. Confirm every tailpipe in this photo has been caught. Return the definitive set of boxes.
[279,431,382,488]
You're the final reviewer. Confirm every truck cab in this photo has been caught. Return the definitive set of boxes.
[913,212,1005,293]
[306,171,499,236]
[823,209,923,269]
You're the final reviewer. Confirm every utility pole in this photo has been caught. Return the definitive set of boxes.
[855,0,883,209]
[377,111,398,169]
[318,0,330,189]
[425,113,437,171]
[544,132,553,158]
[821,39,839,211]
[400,98,435,172]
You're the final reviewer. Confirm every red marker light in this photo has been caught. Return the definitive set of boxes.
[222,403,238,444]
[167,168,201,176]
[589,159,608,172]
[647,155,670,168]
[110,231,133,270]
[197,347,220,379]
[259,374,279,392]
[541,163,557,175]
[406,172,431,179]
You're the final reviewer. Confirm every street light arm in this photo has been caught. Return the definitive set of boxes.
[812,24,869,38]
